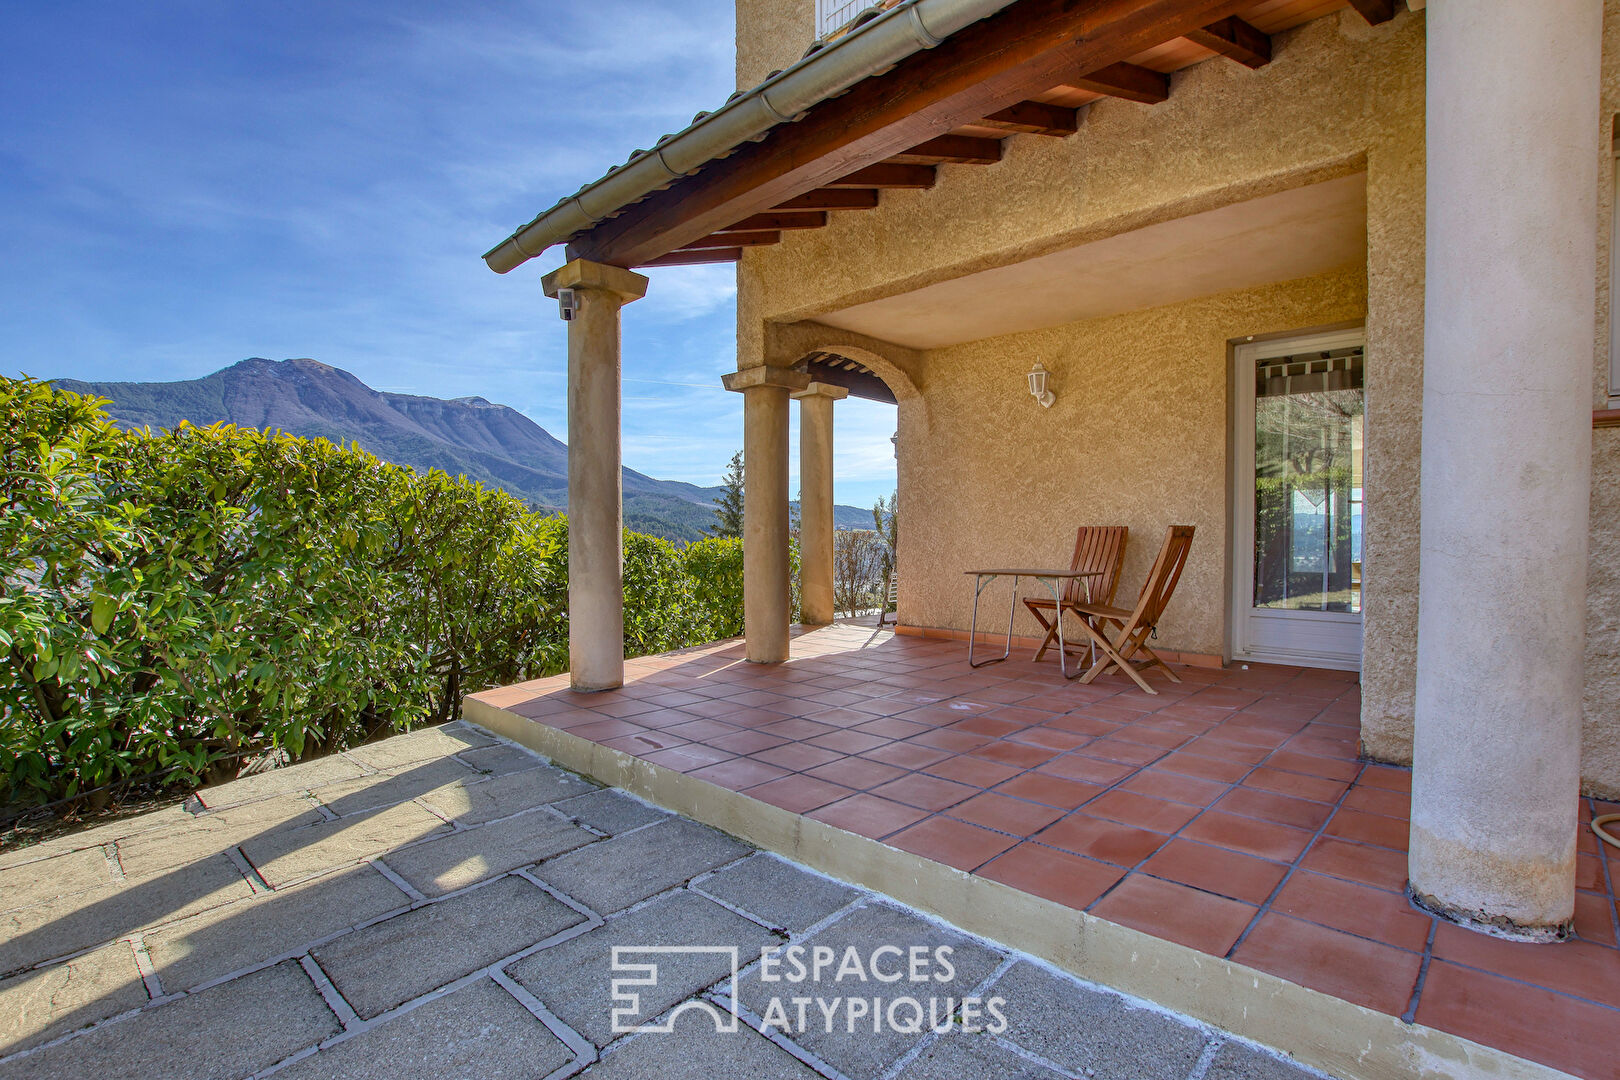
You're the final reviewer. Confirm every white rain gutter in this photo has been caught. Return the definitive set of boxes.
[482,0,1019,273]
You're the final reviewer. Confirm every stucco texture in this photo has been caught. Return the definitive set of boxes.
[733,5,1620,793]
[734,0,815,90]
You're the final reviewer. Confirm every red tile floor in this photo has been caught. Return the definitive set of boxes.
[478,625,1620,1079]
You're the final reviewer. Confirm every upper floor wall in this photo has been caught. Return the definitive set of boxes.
[735,0,815,89]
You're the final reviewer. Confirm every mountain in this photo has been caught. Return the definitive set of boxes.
[53,358,876,542]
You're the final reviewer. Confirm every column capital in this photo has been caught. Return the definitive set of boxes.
[791,381,849,401]
[541,258,649,303]
[722,366,810,394]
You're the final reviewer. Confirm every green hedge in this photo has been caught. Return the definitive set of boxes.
[0,377,753,809]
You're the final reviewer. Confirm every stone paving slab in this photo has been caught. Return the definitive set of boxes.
[0,959,338,1080]
[0,943,147,1055]
[0,805,196,872]
[531,816,750,914]
[697,853,859,933]
[311,874,586,1019]
[0,847,112,911]
[307,757,481,819]
[143,864,410,992]
[196,756,371,809]
[381,808,596,896]
[272,977,574,1080]
[580,1018,825,1079]
[343,724,494,771]
[989,960,1211,1080]
[418,765,595,826]
[456,741,554,776]
[0,852,255,974]
[892,1033,1069,1080]
[552,788,670,835]
[239,801,453,888]
[507,889,782,1049]
[113,795,324,878]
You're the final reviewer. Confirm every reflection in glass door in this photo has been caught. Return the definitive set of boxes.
[1232,331,1365,670]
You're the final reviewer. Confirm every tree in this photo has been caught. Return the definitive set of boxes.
[709,451,744,539]
[833,529,886,617]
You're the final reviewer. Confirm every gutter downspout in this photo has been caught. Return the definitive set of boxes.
[482,0,1019,273]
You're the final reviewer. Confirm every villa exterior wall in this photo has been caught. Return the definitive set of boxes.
[733,5,1620,794]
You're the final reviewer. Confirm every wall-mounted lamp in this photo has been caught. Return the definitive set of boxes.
[1027,362,1055,408]
[557,288,577,322]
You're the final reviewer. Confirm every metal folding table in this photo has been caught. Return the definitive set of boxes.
[963,568,1102,679]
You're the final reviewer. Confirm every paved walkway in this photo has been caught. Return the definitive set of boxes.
[0,722,1336,1079]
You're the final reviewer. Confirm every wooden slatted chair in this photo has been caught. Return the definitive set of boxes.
[1024,526,1128,662]
[1070,525,1196,694]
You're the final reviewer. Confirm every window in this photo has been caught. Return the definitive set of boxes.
[816,0,867,38]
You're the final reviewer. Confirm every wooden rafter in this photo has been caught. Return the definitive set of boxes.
[636,248,740,267]
[1345,0,1396,25]
[773,189,881,210]
[681,230,782,249]
[977,100,1081,136]
[1185,16,1270,68]
[1069,61,1170,104]
[824,163,938,189]
[569,0,1263,267]
[887,134,1004,165]
[717,211,829,232]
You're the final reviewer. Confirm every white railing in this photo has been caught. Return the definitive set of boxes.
[816,0,868,37]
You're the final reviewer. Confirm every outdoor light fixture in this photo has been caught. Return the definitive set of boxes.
[1027,362,1054,408]
[557,288,577,322]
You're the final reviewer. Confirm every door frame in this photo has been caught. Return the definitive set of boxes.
[1228,327,1366,671]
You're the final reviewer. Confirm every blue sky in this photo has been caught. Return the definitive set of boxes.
[0,0,898,508]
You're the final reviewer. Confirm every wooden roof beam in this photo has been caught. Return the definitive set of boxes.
[569,0,1262,267]
[977,100,1081,136]
[887,134,1004,165]
[823,164,937,189]
[717,211,829,232]
[635,248,741,267]
[773,189,881,210]
[680,230,782,249]
[1069,61,1170,104]
[1185,16,1271,68]
[1346,0,1396,25]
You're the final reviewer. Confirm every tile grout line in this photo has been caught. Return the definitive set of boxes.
[1400,919,1439,1024]
[127,932,164,1000]
[299,953,361,1030]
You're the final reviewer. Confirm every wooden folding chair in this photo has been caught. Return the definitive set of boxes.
[1024,526,1128,663]
[1069,525,1195,694]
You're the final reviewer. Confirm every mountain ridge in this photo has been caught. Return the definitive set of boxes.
[53,358,875,542]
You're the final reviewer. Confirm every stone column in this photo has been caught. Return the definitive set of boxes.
[793,382,848,625]
[1410,0,1600,939]
[723,366,810,662]
[541,259,649,692]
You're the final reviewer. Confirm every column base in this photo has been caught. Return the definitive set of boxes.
[1407,884,1573,944]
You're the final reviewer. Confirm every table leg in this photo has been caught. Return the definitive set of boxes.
[968,573,1012,668]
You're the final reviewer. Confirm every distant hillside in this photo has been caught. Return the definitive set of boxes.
[53,358,874,542]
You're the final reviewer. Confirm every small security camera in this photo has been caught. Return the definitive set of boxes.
[558,288,577,322]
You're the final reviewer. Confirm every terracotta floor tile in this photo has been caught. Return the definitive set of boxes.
[584,696,664,719]
[570,718,653,742]
[909,728,995,753]
[809,708,882,729]
[1178,810,1315,863]
[1340,784,1411,819]
[1118,768,1231,808]
[1264,749,1361,782]
[1415,961,1617,1079]
[1299,836,1410,892]
[809,729,892,755]
[948,792,1065,835]
[664,717,744,742]
[861,742,954,770]
[1036,754,1136,786]
[1033,813,1169,866]
[854,717,929,740]
[1141,838,1288,905]
[1574,890,1618,946]
[924,754,1023,788]
[741,773,855,816]
[1079,738,1168,767]
[1180,737,1272,765]
[757,717,838,741]
[951,714,1029,738]
[805,757,907,790]
[1233,913,1420,1015]
[1085,790,1202,833]
[1240,767,1347,804]
[1044,714,1122,738]
[1155,751,1252,784]
[992,772,1104,810]
[1271,870,1433,953]
[971,740,1059,769]
[640,744,735,772]
[888,815,1021,871]
[1090,874,1256,957]
[871,773,979,812]
[752,742,846,772]
[978,843,1125,909]
[1431,922,1620,1009]
[1215,787,1335,831]
[707,729,790,755]
[1324,808,1409,851]
[689,757,791,791]
[809,793,931,840]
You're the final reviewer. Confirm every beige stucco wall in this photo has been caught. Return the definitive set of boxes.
[900,266,1366,654]
[734,0,815,89]
[733,4,1620,793]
